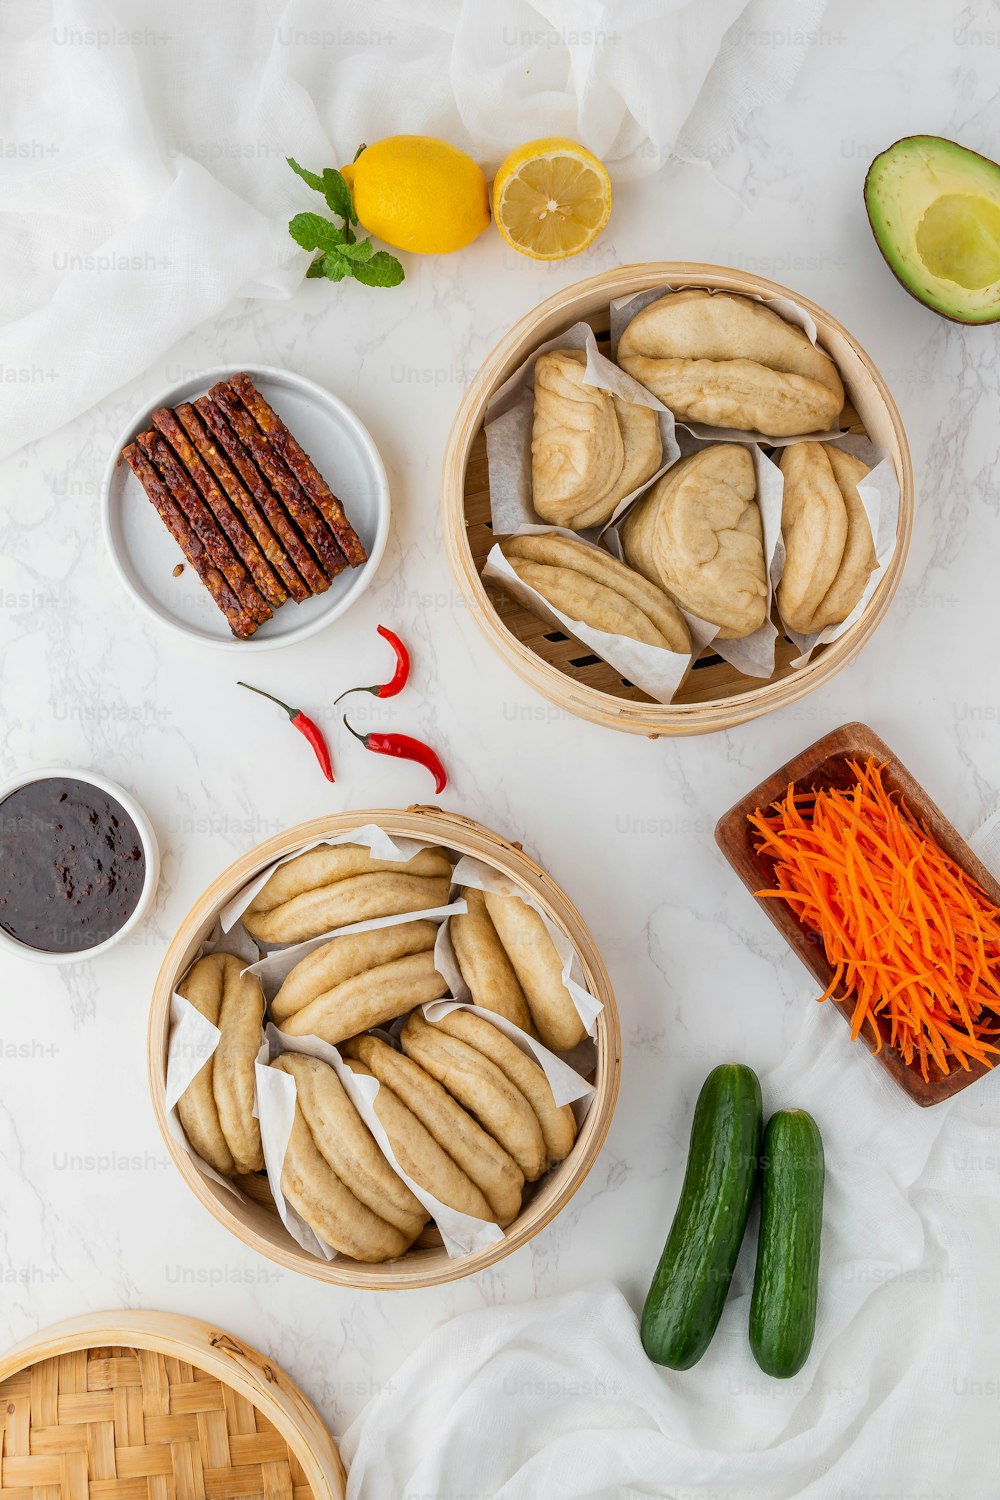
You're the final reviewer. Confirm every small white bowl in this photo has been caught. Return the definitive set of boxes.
[0,767,160,965]
[101,364,390,651]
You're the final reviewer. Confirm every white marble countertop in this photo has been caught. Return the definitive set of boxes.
[2,0,999,1467]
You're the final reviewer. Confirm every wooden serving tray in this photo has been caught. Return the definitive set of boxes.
[715,722,1000,1106]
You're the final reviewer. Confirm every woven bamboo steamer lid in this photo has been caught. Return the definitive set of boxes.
[0,1310,346,1500]
[148,807,621,1290]
[441,262,914,736]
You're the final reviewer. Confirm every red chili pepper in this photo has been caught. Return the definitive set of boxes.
[335,625,410,703]
[343,717,446,795]
[238,682,335,782]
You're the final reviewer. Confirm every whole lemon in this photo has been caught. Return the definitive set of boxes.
[342,136,490,255]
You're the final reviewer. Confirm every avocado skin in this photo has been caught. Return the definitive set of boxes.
[864,134,1000,326]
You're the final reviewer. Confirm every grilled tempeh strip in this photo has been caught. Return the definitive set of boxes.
[151,406,288,610]
[175,402,310,603]
[228,372,367,567]
[209,382,348,581]
[122,442,258,639]
[136,429,271,625]
[194,396,329,596]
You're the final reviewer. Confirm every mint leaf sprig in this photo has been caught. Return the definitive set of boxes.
[287,156,404,289]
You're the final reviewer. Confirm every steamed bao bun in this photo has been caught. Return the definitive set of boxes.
[531,350,661,530]
[500,531,692,655]
[617,290,844,438]
[622,444,768,640]
[776,442,876,634]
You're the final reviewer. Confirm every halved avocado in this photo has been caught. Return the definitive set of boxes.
[865,136,1000,324]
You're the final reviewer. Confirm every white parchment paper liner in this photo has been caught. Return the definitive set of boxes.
[609,284,845,446]
[261,1023,504,1258]
[781,434,901,667]
[485,321,681,537]
[219,824,447,935]
[483,525,716,705]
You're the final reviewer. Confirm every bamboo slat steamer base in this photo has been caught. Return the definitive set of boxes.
[716,722,1000,1106]
[0,1311,347,1500]
[443,263,915,736]
[148,808,621,1290]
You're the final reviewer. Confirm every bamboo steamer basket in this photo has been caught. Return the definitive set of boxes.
[148,807,621,1290]
[0,1311,346,1500]
[442,262,914,736]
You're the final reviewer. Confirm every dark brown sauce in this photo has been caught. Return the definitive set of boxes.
[0,777,146,953]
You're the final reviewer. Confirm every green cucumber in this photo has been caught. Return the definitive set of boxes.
[749,1109,824,1378]
[641,1063,762,1369]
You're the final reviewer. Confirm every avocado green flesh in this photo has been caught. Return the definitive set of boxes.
[865,135,1000,323]
[915,194,1000,289]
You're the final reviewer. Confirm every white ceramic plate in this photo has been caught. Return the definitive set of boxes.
[101,364,390,651]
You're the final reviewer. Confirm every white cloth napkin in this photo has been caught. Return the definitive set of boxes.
[342,967,1000,1494]
[0,0,825,460]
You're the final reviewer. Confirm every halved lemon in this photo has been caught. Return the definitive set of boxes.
[492,138,612,260]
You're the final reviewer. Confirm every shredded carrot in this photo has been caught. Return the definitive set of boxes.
[749,757,1000,1080]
